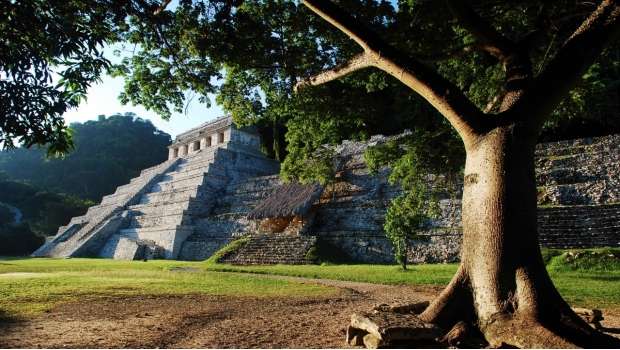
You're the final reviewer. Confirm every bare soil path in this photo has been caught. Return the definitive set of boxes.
[0,274,618,348]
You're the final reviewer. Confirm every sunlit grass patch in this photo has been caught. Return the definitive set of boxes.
[544,248,620,272]
[203,263,459,286]
[549,271,620,309]
[203,260,620,310]
[0,257,336,317]
[2,255,620,319]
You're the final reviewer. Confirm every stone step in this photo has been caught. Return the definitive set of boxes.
[84,203,119,217]
[129,197,211,216]
[537,152,620,168]
[150,172,224,192]
[130,212,192,229]
[139,186,201,204]
[540,181,620,205]
[233,175,282,192]
[218,236,317,266]
[169,156,216,173]
[535,134,620,157]
[165,158,228,178]
[162,165,211,180]
[137,158,178,176]
[119,225,195,236]
[113,179,150,195]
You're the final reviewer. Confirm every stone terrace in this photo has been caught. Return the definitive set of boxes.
[34,128,620,264]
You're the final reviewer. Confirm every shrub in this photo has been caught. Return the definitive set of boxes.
[204,238,250,264]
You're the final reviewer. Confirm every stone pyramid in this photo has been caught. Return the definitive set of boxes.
[32,116,280,260]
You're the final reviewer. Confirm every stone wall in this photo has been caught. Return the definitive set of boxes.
[308,133,620,264]
[36,123,620,264]
[309,136,465,264]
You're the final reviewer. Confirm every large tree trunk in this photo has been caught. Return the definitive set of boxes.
[420,124,619,348]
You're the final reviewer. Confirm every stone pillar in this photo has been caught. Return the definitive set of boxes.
[168,148,175,160]
[200,137,207,149]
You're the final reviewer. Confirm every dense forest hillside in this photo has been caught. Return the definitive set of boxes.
[0,113,172,255]
[0,113,172,203]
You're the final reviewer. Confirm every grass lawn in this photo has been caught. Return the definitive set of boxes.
[203,263,458,285]
[2,252,619,318]
[203,258,620,310]
[0,257,336,317]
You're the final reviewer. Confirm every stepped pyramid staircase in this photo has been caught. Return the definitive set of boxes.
[32,141,280,260]
[32,157,182,258]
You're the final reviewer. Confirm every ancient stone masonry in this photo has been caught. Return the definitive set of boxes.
[32,116,280,260]
[306,134,463,264]
[34,121,620,264]
[311,133,620,264]
[536,135,620,249]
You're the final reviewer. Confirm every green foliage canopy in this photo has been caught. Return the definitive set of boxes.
[0,0,136,155]
[108,0,620,176]
[4,0,618,160]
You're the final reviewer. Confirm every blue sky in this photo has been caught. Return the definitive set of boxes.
[62,72,224,138]
[61,40,225,139]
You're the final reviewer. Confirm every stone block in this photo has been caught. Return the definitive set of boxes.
[113,238,145,260]
[346,325,367,346]
[350,312,443,342]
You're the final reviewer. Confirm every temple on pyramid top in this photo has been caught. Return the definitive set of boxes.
[166,115,261,160]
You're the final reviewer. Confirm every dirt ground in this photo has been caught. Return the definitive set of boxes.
[1,275,619,349]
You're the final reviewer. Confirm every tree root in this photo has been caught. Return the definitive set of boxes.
[418,264,620,349]
[482,312,620,349]
[443,320,488,348]
[419,265,475,330]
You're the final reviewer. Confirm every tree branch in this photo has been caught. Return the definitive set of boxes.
[299,0,390,52]
[513,0,620,130]
[153,0,172,15]
[445,0,516,63]
[298,0,485,145]
[294,53,373,91]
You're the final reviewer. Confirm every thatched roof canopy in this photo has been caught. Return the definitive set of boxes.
[248,155,345,220]
[247,180,326,220]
